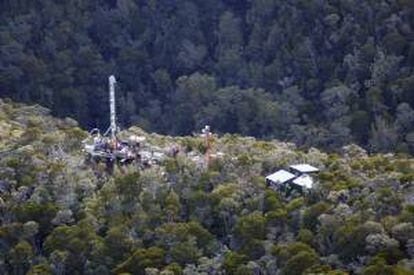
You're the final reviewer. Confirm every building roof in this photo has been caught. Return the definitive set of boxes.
[290,164,319,173]
[266,170,296,184]
[292,174,314,189]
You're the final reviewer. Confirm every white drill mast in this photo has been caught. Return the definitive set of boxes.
[109,75,117,140]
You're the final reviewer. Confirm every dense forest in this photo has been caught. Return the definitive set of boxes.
[1,0,414,153]
[1,2,414,274]
[1,99,414,274]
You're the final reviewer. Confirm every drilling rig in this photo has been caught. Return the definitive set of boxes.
[82,75,141,173]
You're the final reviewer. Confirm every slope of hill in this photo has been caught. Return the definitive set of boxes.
[1,0,414,153]
[0,99,413,274]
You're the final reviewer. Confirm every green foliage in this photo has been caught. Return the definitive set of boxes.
[264,189,282,211]
[44,220,105,273]
[223,251,248,274]
[13,202,58,236]
[22,126,42,143]
[64,127,88,146]
[1,99,414,273]
[298,229,314,245]
[265,209,288,226]
[115,172,141,200]
[286,198,305,212]
[163,263,183,275]
[180,137,206,153]
[338,221,385,261]
[273,242,319,275]
[27,264,52,275]
[282,251,319,275]
[303,202,331,231]
[104,226,134,263]
[272,242,316,260]
[318,169,361,190]
[3,0,413,153]
[0,223,24,253]
[164,190,181,221]
[170,238,201,265]
[399,173,414,184]
[237,153,255,167]
[9,240,34,274]
[114,247,165,275]
[234,212,266,240]
[156,221,213,251]
[240,239,266,260]
[164,158,180,174]
[363,257,395,275]
[399,205,414,223]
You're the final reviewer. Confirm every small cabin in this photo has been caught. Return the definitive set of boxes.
[266,164,320,194]
[266,170,296,191]
[289,164,319,175]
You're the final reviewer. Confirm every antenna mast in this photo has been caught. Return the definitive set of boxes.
[202,125,212,167]
[109,75,117,140]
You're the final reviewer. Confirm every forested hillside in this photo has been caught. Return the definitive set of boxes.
[1,99,414,274]
[1,0,414,153]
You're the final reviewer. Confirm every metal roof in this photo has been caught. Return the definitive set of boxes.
[290,164,319,173]
[292,174,314,189]
[266,170,296,184]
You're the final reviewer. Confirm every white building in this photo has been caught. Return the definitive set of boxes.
[266,164,320,194]
[266,169,295,184]
[289,164,319,175]
[292,174,314,190]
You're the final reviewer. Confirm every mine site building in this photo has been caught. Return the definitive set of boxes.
[289,164,319,175]
[266,169,296,191]
[266,163,320,194]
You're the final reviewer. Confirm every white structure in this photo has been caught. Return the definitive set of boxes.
[109,75,117,140]
[290,164,319,174]
[292,174,314,189]
[266,170,296,186]
[266,164,320,194]
[201,125,211,136]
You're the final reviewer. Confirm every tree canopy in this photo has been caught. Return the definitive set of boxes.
[1,0,414,153]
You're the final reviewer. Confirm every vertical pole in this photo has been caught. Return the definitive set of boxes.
[203,125,212,168]
[109,75,117,141]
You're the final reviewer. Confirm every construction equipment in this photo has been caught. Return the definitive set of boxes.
[82,75,141,173]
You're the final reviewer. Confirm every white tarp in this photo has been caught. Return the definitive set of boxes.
[292,174,314,189]
[266,170,296,184]
[290,164,319,173]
